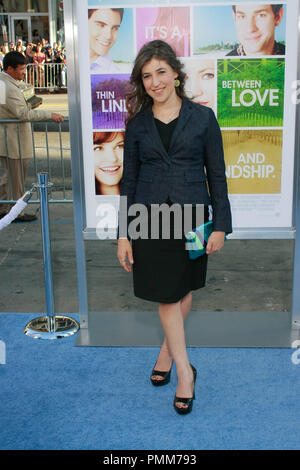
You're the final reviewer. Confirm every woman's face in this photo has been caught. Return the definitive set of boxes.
[141,58,178,106]
[94,133,124,187]
[185,59,215,109]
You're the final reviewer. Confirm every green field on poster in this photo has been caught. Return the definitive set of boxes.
[217,59,285,127]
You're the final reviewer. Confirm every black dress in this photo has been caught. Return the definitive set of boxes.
[131,118,209,303]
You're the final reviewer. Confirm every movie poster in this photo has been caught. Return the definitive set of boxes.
[222,130,283,194]
[86,6,133,198]
[136,7,190,57]
[193,4,286,57]
[182,58,216,111]
[93,131,124,197]
[217,58,285,127]
[91,74,131,129]
[77,0,298,234]
[88,7,134,73]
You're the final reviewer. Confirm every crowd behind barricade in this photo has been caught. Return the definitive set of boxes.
[0,38,67,91]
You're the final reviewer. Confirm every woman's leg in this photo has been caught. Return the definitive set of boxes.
[151,291,192,379]
[158,300,194,407]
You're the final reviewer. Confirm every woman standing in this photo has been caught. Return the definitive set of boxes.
[54,45,65,88]
[45,46,56,88]
[117,40,232,415]
[33,44,46,88]
[24,44,34,85]
[0,46,8,71]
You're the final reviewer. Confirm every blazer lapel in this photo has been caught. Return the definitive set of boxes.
[143,98,193,163]
[168,98,193,154]
[144,106,170,164]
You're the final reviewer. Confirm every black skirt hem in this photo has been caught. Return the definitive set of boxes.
[133,282,206,304]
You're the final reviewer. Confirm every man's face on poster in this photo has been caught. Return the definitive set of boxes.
[233,4,284,55]
[89,9,121,59]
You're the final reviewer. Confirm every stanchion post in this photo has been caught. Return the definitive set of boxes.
[24,172,79,340]
[39,172,55,332]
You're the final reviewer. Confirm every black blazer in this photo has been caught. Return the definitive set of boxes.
[119,98,232,236]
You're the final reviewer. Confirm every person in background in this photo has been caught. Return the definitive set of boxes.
[0,45,8,55]
[0,52,64,222]
[41,37,50,53]
[45,45,56,63]
[54,45,65,88]
[24,44,34,85]
[0,45,8,70]
[33,43,45,88]
[31,42,38,53]
[24,44,34,63]
[45,45,56,88]
[16,39,26,53]
[15,44,25,56]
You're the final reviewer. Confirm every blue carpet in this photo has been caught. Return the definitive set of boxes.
[0,313,299,450]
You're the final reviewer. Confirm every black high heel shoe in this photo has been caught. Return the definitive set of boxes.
[150,361,173,386]
[173,364,197,415]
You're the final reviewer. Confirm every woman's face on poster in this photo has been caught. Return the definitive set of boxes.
[94,133,124,188]
[184,59,215,110]
[89,8,121,59]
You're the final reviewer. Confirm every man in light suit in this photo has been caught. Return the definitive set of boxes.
[0,51,64,221]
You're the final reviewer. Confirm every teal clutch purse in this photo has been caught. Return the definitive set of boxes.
[185,221,227,259]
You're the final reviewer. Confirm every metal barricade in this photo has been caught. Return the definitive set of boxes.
[0,118,72,208]
[25,63,67,91]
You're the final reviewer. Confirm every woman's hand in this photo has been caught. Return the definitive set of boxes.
[206,231,225,255]
[117,238,134,272]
